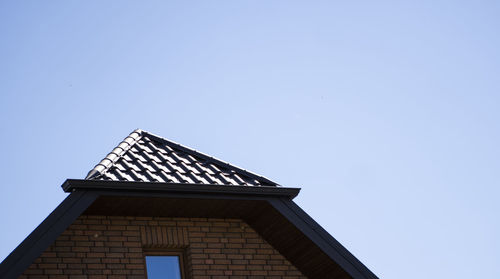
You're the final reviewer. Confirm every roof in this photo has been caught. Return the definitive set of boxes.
[86,129,278,186]
[0,129,379,279]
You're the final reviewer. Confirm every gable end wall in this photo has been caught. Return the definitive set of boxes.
[20,215,307,279]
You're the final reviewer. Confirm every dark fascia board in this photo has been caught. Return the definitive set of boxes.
[268,198,379,279]
[0,191,98,279]
[62,179,300,199]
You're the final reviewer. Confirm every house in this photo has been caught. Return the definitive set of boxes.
[0,129,378,279]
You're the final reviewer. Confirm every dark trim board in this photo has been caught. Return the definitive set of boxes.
[62,179,300,198]
[0,191,98,279]
[268,198,378,279]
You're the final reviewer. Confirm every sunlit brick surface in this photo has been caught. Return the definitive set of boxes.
[20,215,306,279]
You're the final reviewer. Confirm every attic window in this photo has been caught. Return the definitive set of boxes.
[145,251,186,279]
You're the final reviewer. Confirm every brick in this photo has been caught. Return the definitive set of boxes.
[21,216,306,279]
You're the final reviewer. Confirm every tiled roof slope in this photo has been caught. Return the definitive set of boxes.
[85,129,279,186]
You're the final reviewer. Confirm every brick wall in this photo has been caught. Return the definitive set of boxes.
[20,215,307,279]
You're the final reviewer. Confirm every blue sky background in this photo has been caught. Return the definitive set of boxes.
[1,1,499,278]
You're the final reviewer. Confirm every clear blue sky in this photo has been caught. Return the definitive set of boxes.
[1,1,499,278]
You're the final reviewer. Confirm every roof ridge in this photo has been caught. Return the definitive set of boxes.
[141,130,280,186]
[85,129,143,180]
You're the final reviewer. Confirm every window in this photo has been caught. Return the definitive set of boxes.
[145,250,186,279]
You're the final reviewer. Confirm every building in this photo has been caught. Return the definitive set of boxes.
[0,129,378,279]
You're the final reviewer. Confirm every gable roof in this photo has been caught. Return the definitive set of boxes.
[0,129,379,279]
[86,129,278,186]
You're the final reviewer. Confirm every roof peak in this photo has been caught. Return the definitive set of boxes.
[85,129,142,180]
[86,129,279,186]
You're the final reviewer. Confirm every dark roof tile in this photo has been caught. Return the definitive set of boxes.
[86,129,279,186]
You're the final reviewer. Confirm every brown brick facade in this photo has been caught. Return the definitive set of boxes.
[20,215,307,279]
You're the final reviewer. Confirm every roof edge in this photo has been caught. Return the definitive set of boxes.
[0,191,99,279]
[62,179,301,199]
[269,198,379,279]
[85,129,143,179]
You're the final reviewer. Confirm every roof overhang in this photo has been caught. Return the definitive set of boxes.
[62,179,301,199]
[0,179,378,279]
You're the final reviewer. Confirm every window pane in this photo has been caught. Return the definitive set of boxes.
[145,256,182,279]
